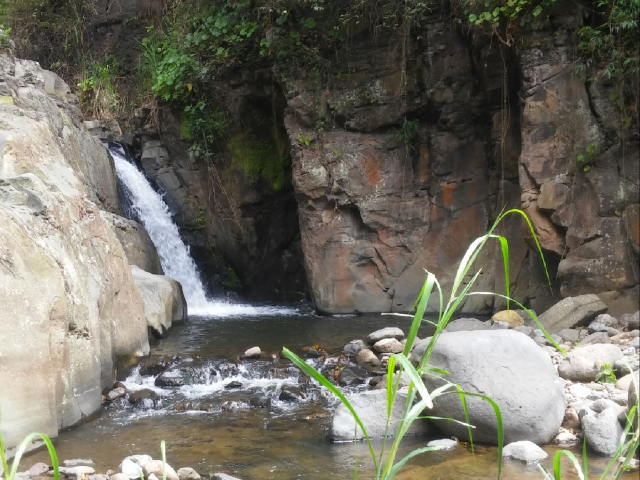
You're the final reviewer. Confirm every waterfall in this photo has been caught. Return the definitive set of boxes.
[110,144,210,309]
[109,145,299,318]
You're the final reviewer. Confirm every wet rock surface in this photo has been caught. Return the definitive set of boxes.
[423,330,565,444]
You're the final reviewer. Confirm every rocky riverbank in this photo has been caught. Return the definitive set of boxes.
[4,457,241,480]
[91,295,639,468]
[326,300,639,459]
[4,298,637,479]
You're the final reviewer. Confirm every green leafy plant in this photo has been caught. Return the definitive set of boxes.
[297,134,312,147]
[0,25,11,50]
[283,208,561,479]
[181,101,227,160]
[395,118,419,147]
[576,143,597,172]
[139,0,258,102]
[461,0,556,45]
[594,363,617,384]
[77,57,121,121]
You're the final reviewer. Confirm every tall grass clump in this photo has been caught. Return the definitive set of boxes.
[283,208,564,479]
[0,405,59,480]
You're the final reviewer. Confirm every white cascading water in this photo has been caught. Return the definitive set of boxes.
[109,145,298,317]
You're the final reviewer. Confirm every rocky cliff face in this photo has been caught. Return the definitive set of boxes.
[85,0,638,314]
[0,52,151,451]
[282,3,638,314]
[518,4,639,315]
[283,17,534,313]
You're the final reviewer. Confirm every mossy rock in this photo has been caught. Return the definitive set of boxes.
[222,266,242,290]
[228,130,289,191]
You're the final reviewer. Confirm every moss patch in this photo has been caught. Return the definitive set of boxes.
[222,266,243,290]
[228,128,289,191]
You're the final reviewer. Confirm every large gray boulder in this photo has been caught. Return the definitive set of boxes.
[557,344,624,381]
[330,389,430,442]
[423,330,565,444]
[444,318,490,332]
[581,399,624,456]
[0,53,149,454]
[131,266,187,337]
[538,295,608,334]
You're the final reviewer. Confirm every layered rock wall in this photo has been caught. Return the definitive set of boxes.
[282,2,638,314]
[0,53,150,451]
[283,12,540,313]
[518,4,639,316]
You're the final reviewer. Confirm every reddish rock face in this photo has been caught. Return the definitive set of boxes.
[518,5,639,314]
[88,0,638,314]
[283,12,537,314]
[283,2,638,314]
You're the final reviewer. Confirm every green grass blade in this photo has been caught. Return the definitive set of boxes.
[441,390,503,479]
[384,396,430,474]
[8,433,59,480]
[451,235,488,299]
[552,450,584,480]
[489,234,510,310]
[0,404,9,480]
[419,416,476,428]
[421,366,450,376]
[282,347,378,472]
[494,208,553,293]
[537,464,554,480]
[394,355,433,408]
[387,446,446,478]
[599,404,637,478]
[466,292,566,354]
[456,386,475,456]
[582,433,589,480]
[403,273,435,356]
[386,355,397,418]
[415,270,483,375]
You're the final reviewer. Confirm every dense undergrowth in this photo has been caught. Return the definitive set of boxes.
[0,0,637,186]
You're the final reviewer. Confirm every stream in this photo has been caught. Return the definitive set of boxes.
[27,311,617,480]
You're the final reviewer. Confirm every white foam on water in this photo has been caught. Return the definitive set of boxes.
[188,302,301,318]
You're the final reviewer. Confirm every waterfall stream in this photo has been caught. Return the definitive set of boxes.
[109,145,297,317]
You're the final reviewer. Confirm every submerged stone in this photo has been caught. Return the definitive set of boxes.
[502,441,548,463]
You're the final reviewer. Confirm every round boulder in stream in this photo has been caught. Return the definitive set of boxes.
[155,361,210,387]
[422,330,565,445]
[279,386,306,402]
[129,389,159,409]
[338,366,368,386]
